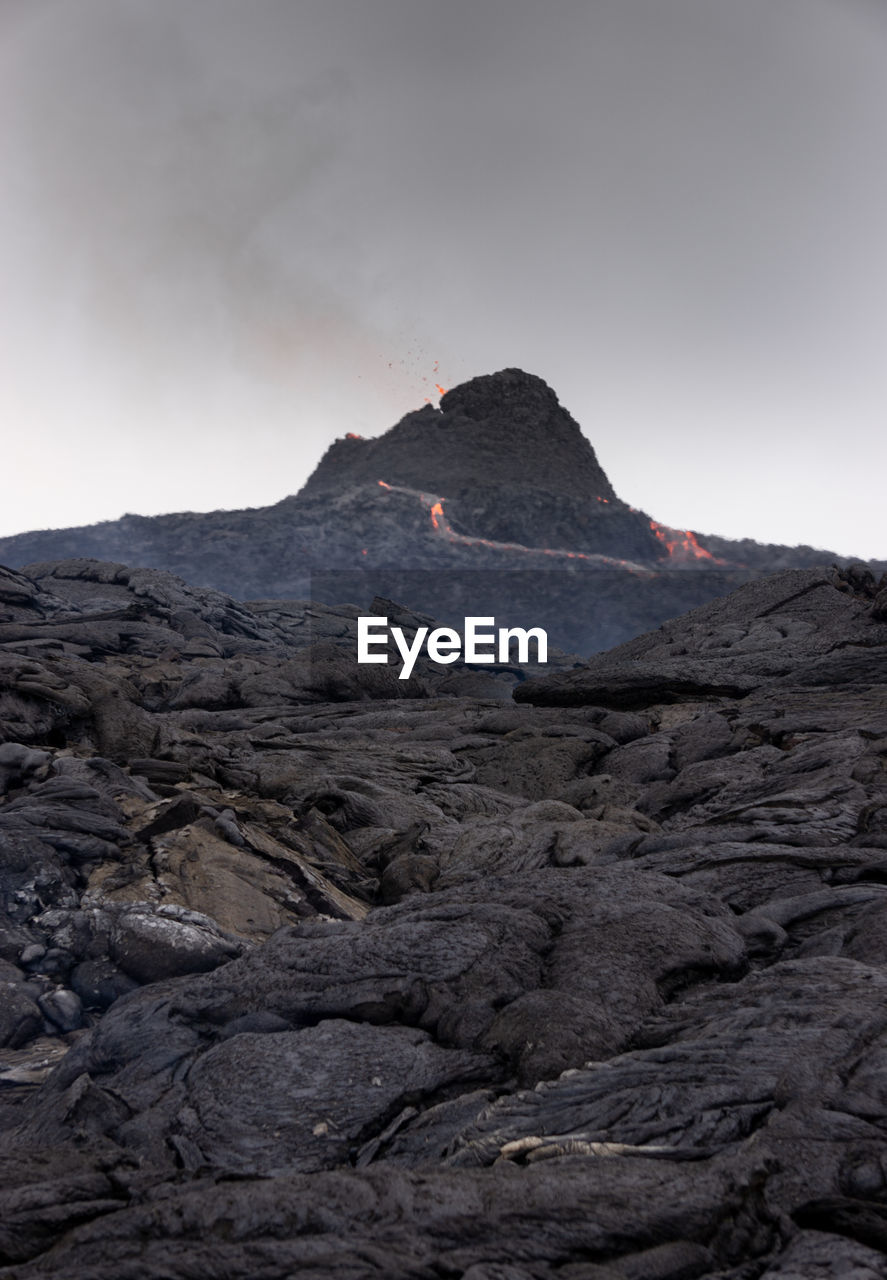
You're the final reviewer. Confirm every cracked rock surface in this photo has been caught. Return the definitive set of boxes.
[1,558,887,1277]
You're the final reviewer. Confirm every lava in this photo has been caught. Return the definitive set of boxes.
[374,479,724,570]
[419,364,447,402]
[375,480,650,571]
[649,520,724,564]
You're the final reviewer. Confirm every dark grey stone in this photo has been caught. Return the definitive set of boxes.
[0,508,885,1277]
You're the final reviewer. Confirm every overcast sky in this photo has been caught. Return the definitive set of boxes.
[2,0,886,557]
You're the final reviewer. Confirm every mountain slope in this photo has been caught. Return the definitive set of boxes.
[2,369,879,653]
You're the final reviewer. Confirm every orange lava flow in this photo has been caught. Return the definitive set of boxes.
[649,519,722,563]
[375,480,650,571]
[375,479,726,570]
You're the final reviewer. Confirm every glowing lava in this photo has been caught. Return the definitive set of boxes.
[419,363,447,403]
[649,520,724,563]
[376,480,649,571]
[375,479,724,569]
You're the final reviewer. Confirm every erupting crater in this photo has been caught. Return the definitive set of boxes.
[305,369,714,566]
[0,364,859,659]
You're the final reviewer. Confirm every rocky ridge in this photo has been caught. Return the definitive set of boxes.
[1,554,887,1275]
[2,370,879,656]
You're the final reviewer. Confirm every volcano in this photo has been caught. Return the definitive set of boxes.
[301,368,660,562]
[0,369,879,653]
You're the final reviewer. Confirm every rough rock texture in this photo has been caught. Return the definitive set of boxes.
[1,371,881,657]
[1,557,887,1276]
[302,368,651,557]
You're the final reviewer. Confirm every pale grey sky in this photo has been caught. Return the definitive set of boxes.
[2,0,886,557]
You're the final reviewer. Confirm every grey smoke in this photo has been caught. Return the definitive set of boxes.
[2,0,886,556]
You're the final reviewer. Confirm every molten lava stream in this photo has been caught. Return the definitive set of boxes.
[649,519,724,564]
[376,480,650,571]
